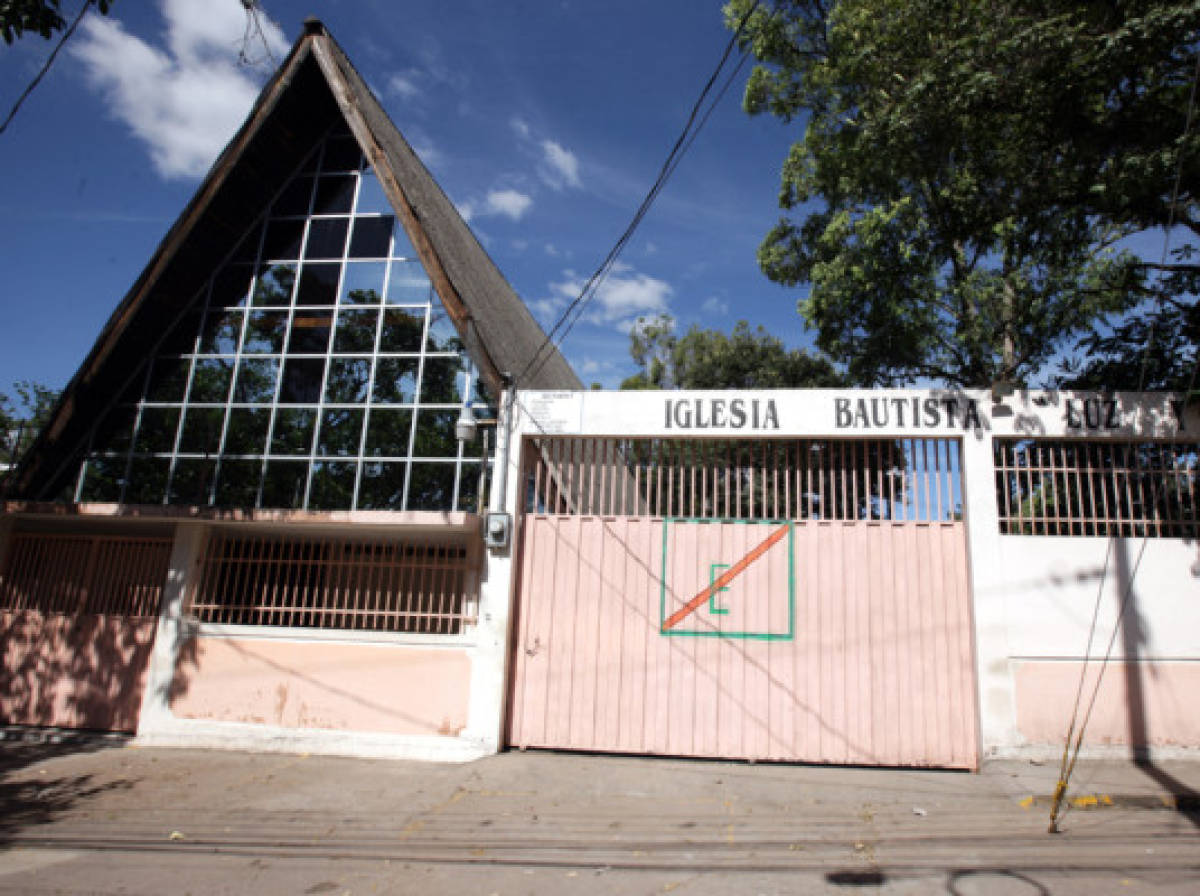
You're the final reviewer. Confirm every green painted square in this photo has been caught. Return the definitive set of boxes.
[659,517,795,640]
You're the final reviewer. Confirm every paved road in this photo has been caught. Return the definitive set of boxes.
[0,737,1197,894]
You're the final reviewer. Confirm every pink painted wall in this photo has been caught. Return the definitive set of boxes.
[1013,661,1200,748]
[510,517,978,769]
[0,610,157,732]
[169,637,471,736]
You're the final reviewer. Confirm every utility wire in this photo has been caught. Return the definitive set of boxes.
[238,0,280,69]
[0,0,96,138]
[1048,47,1200,835]
[516,0,766,386]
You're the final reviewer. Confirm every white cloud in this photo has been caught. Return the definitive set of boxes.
[550,266,673,331]
[386,72,421,100]
[544,243,560,256]
[510,117,532,140]
[70,0,289,180]
[701,296,730,316]
[485,189,533,221]
[539,139,581,189]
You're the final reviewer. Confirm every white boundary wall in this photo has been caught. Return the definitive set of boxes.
[498,388,1200,761]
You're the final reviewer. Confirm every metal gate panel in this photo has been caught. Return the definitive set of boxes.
[510,515,977,768]
[0,533,172,732]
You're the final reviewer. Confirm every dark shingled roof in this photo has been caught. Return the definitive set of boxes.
[11,21,578,501]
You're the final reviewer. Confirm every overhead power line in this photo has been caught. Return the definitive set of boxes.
[516,0,767,387]
[0,0,98,138]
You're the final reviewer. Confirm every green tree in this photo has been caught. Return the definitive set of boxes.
[0,379,58,468]
[726,0,1199,388]
[1,0,112,44]
[620,313,843,389]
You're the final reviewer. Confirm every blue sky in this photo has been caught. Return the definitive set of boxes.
[0,0,811,395]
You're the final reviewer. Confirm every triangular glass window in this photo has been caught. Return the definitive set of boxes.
[72,126,488,512]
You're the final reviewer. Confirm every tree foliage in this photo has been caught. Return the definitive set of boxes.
[620,313,843,389]
[727,0,1200,388]
[0,380,58,470]
[0,0,111,44]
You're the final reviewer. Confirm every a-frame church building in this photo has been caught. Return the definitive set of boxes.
[0,20,577,759]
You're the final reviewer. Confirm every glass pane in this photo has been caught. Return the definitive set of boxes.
[317,408,364,456]
[279,359,325,404]
[325,358,371,404]
[198,309,243,354]
[365,408,412,457]
[229,228,260,264]
[407,462,455,511]
[354,172,390,214]
[211,264,255,307]
[387,261,431,303]
[322,136,363,172]
[420,357,466,403]
[287,310,332,354]
[251,263,296,307]
[391,217,415,257]
[241,312,284,354]
[169,458,216,504]
[91,405,137,454]
[157,309,202,356]
[262,218,305,260]
[412,409,458,458]
[179,407,224,454]
[334,308,378,353]
[190,358,234,403]
[145,357,190,403]
[312,175,356,215]
[457,462,483,512]
[296,262,340,306]
[305,218,348,259]
[348,217,392,258]
[270,407,316,455]
[427,306,461,351]
[308,461,356,510]
[379,308,425,353]
[133,407,180,454]
[273,176,314,216]
[224,408,270,455]
[340,261,386,304]
[214,459,262,507]
[357,462,407,510]
[80,455,126,502]
[233,357,279,403]
[261,460,308,509]
[125,457,170,505]
[372,357,418,404]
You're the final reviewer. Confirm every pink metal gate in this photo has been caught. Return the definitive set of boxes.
[508,438,978,768]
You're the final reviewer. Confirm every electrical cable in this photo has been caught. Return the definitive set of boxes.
[516,0,766,387]
[0,0,96,138]
[1048,46,1200,834]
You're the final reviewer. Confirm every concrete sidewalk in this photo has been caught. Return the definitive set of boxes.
[0,737,1197,895]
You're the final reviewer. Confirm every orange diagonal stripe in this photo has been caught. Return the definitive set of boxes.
[662,522,790,632]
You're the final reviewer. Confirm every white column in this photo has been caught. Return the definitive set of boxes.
[463,388,523,753]
[960,420,1019,756]
[136,522,207,734]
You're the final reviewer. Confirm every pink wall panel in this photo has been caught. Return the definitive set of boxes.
[170,638,470,736]
[1014,660,1200,748]
[0,610,157,732]
[510,517,978,769]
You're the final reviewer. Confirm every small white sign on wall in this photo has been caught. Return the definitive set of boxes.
[523,391,583,435]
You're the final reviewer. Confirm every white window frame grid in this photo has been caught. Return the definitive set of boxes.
[72,126,491,513]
